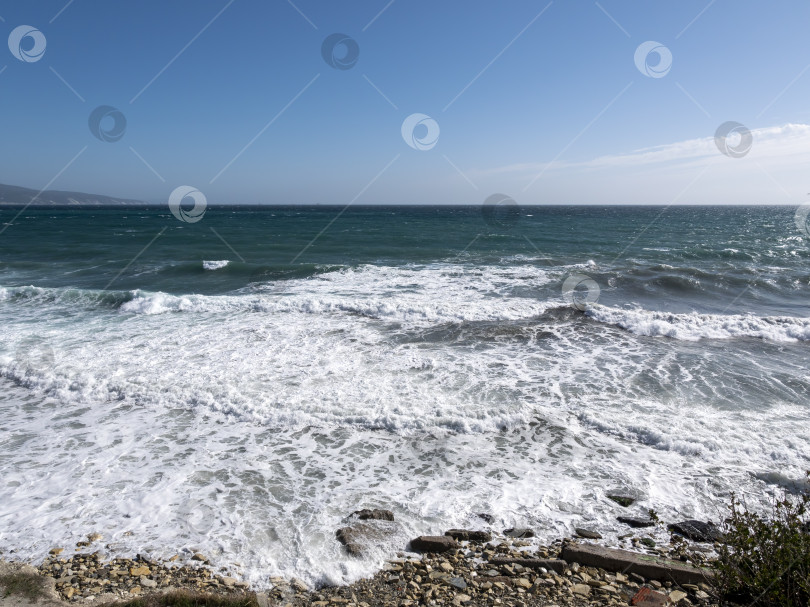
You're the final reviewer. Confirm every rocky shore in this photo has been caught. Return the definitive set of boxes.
[0,511,736,607]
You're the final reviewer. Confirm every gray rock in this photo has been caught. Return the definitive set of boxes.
[574,528,602,539]
[447,577,467,590]
[571,583,591,596]
[561,543,713,585]
[503,528,534,538]
[351,509,394,521]
[607,494,636,507]
[336,521,397,556]
[488,558,567,575]
[409,536,459,553]
[444,529,492,542]
[667,520,722,543]
[618,516,655,528]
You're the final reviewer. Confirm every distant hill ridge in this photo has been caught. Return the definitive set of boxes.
[0,183,148,206]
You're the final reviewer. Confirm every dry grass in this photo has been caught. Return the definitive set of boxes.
[101,591,260,607]
[0,572,49,601]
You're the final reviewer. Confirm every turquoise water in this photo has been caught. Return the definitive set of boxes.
[0,205,806,314]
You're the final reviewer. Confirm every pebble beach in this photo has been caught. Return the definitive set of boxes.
[2,508,734,607]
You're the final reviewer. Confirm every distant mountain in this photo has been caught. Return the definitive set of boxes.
[0,183,148,206]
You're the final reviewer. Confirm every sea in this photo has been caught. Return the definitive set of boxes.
[0,204,808,587]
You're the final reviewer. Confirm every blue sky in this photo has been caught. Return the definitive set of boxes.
[1,0,810,205]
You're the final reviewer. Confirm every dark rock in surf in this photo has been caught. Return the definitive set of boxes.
[667,520,722,543]
[607,494,636,507]
[574,528,602,539]
[618,516,655,528]
[336,522,398,557]
[503,528,535,538]
[352,509,394,521]
[336,509,398,556]
[445,529,492,542]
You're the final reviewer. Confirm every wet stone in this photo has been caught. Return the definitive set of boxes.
[618,516,656,528]
[409,536,459,553]
[503,528,534,538]
[667,520,722,543]
[574,528,602,539]
[444,529,492,542]
[352,509,394,521]
[607,494,636,507]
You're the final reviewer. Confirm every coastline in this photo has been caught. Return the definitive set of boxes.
[1,518,730,607]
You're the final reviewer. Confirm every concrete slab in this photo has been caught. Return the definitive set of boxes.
[561,542,712,585]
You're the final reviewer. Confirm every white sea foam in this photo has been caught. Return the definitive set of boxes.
[203,260,230,270]
[120,264,557,323]
[588,305,810,341]
[0,263,808,587]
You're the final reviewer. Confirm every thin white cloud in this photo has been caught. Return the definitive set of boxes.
[485,123,810,177]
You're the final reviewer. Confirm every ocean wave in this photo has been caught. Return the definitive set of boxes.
[202,260,230,271]
[587,306,810,342]
[118,289,555,323]
[0,284,132,308]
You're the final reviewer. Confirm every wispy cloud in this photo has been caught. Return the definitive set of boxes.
[486,123,810,177]
[458,123,810,205]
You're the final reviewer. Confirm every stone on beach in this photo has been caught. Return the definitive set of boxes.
[488,557,567,575]
[444,529,492,542]
[129,565,150,576]
[669,588,688,602]
[571,583,591,596]
[447,576,467,590]
[409,535,459,553]
[630,586,670,606]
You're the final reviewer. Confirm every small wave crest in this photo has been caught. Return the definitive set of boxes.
[588,306,810,342]
[202,260,230,271]
[0,284,132,308]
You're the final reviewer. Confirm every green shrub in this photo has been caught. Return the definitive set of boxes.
[713,474,810,606]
